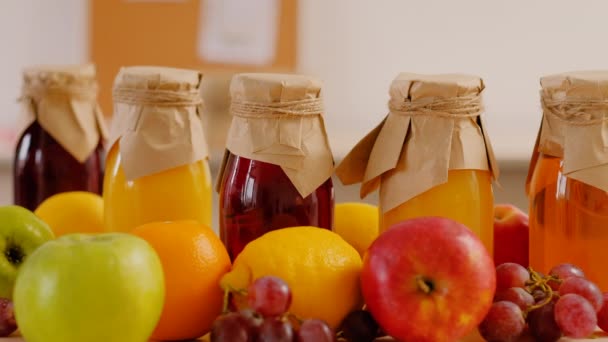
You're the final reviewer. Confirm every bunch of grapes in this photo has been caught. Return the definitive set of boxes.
[0,298,17,337]
[479,262,608,342]
[211,276,335,342]
[338,309,382,342]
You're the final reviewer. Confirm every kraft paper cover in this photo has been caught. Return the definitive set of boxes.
[535,71,608,192]
[19,64,108,162]
[219,73,334,198]
[109,66,209,181]
[336,73,499,213]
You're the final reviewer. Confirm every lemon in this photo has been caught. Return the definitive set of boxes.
[220,227,362,329]
[334,202,379,256]
[34,192,104,237]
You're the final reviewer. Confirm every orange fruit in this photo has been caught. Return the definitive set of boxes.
[34,191,104,237]
[334,202,379,256]
[132,220,231,340]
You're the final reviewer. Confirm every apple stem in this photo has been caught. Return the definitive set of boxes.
[416,276,433,295]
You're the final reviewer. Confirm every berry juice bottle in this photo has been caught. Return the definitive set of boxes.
[14,122,104,211]
[218,73,335,260]
[219,154,333,260]
[13,65,107,211]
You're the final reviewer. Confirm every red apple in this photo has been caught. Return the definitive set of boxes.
[361,217,496,342]
[493,204,529,267]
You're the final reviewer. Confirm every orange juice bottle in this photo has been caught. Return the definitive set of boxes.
[336,73,498,254]
[380,170,494,251]
[527,71,608,289]
[103,66,212,232]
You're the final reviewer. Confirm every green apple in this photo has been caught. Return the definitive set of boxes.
[0,205,54,299]
[14,233,165,342]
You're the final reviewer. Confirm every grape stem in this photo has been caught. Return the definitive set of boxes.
[222,288,230,314]
[221,286,248,314]
[524,267,558,315]
[286,312,304,325]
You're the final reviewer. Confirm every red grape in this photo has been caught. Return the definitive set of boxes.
[527,301,561,342]
[248,276,292,317]
[340,310,379,342]
[0,299,16,337]
[258,317,294,342]
[554,294,597,338]
[597,293,608,332]
[496,263,530,292]
[211,312,253,342]
[548,263,585,290]
[297,319,335,342]
[478,301,525,342]
[494,287,534,311]
[559,277,603,312]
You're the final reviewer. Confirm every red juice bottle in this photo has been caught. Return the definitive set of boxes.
[219,154,333,260]
[218,73,335,260]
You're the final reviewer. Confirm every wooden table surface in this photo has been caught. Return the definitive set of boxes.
[1,331,607,341]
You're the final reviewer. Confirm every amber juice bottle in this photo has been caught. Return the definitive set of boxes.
[527,71,608,290]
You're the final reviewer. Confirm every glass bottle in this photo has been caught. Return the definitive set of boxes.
[218,73,335,260]
[380,170,494,249]
[13,65,107,211]
[337,73,498,254]
[103,66,212,232]
[527,71,608,289]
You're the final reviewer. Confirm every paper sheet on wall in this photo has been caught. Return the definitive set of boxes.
[125,1,187,2]
[197,0,280,66]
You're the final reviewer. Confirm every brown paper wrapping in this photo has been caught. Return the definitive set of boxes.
[530,70,608,192]
[109,66,209,181]
[336,73,499,213]
[18,64,108,162]
[217,73,335,198]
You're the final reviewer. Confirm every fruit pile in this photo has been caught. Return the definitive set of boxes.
[480,262,608,341]
[6,196,603,342]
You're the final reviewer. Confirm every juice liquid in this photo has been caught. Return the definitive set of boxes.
[380,169,494,255]
[219,154,334,261]
[14,121,104,211]
[103,142,212,232]
[529,154,608,289]
[528,154,560,277]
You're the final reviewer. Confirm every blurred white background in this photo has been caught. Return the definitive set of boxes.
[0,0,87,160]
[298,0,608,161]
[2,0,608,208]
